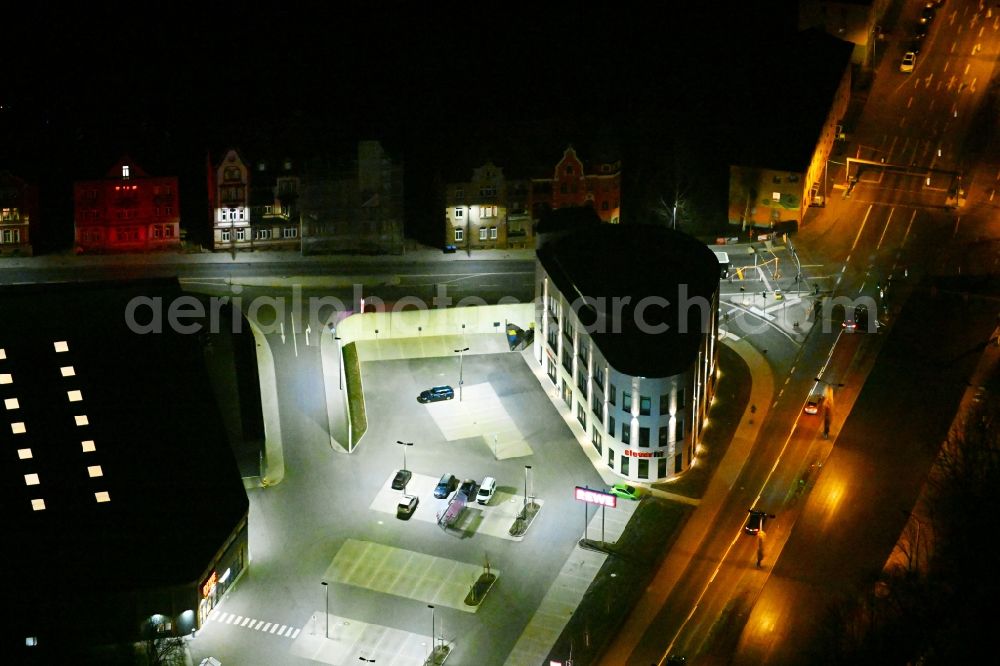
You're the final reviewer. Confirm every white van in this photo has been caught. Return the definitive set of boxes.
[476,476,497,505]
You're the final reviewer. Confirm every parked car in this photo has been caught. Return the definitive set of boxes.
[418,385,455,403]
[804,394,825,415]
[391,469,412,490]
[434,473,458,499]
[443,244,457,254]
[458,479,479,501]
[476,476,497,505]
[915,22,929,39]
[396,495,419,519]
[610,482,641,500]
[908,38,922,55]
[900,51,916,73]
[920,6,935,23]
[744,509,768,535]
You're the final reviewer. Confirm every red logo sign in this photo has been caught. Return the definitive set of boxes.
[201,571,218,598]
[574,486,617,508]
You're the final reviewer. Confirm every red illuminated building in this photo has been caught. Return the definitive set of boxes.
[74,157,181,253]
[530,146,621,224]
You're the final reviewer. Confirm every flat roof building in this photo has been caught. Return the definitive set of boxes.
[0,279,248,660]
[533,224,721,482]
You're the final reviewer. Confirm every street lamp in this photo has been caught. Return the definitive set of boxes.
[321,581,329,638]
[395,440,413,473]
[335,335,343,390]
[329,324,343,390]
[523,465,532,513]
[428,604,435,657]
[454,347,469,401]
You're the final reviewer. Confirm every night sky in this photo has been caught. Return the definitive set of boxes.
[3,2,800,251]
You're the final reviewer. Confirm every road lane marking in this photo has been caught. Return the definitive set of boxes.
[850,204,873,254]
[659,329,847,664]
[876,207,895,251]
[902,209,917,247]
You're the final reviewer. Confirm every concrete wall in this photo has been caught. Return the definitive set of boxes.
[335,302,535,343]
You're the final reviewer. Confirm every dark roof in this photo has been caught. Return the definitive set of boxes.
[538,225,719,378]
[0,279,248,596]
[535,206,603,235]
[728,28,855,171]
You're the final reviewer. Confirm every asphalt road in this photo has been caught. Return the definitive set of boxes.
[623,2,999,662]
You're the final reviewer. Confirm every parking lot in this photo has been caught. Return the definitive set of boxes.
[193,343,634,666]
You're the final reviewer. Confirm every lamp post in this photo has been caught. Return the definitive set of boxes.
[395,440,413,474]
[523,465,532,514]
[428,604,435,657]
[335,335,343,391]
[321,581,329,638]
[454,347,469,401]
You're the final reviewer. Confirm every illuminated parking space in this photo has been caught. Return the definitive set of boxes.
[370,472,545,541]
[424,382,533,458]
[290,613,429,666]
[324,539,497,612]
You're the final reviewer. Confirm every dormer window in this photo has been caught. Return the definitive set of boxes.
[122,165,130,179]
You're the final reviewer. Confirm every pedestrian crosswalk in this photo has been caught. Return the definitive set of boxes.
[207,610,302,640]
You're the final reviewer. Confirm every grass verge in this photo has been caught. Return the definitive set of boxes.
[546,497,693,666]
[343,342,367,447]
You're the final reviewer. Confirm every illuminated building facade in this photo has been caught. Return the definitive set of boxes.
[443,162,532,251]
[533,225,719,483]
[73,158,181,253]
[209,148,302,253]
[0,171,37,256]
[798,0,891,66]
[727,29,853,233]
[529,146,621,224]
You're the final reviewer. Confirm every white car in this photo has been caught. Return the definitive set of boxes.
[476,476,496,505]
[900,52,916,73]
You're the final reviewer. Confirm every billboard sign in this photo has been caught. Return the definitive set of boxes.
[574,486,617,508]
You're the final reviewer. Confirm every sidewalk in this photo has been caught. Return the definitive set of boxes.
[0,243,537,270]
[598,338,775,666]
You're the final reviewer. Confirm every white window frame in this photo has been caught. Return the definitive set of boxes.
[489,227,497,240]
[236,228,246,241]
[454,228,464,242]
[479,227,488,241]
[282,227,298,239]
[455,207,463,218]
[221,229,231,242]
